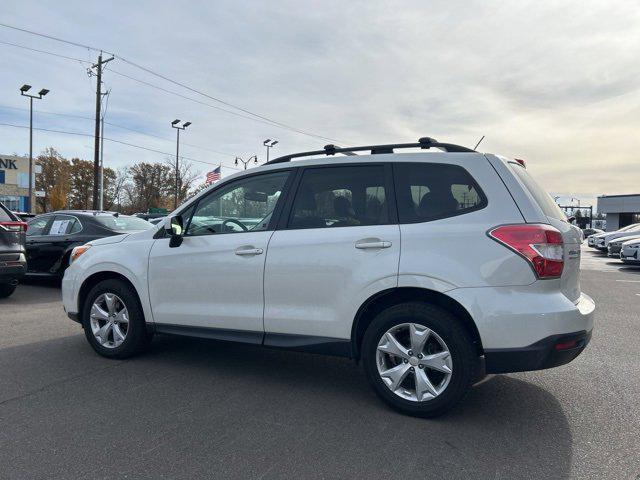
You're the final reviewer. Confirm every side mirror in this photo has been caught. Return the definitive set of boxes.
[165,215,184,247]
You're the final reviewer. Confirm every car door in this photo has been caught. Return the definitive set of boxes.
[148,169,292,337]
[263,163,400,342]
[44,214,84,273]
[25,214,54,273]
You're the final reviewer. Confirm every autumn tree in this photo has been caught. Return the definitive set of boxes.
[35,148,71,212]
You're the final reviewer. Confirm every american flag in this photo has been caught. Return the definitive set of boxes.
[205,166,221,184]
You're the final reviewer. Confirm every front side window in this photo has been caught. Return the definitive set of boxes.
[27,215,51,236]
[394,163,487,223]
[186,170,290,236]
[288,165,388,229]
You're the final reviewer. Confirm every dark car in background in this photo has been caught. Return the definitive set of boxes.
[25,211,152,278]
[0,202,28,298]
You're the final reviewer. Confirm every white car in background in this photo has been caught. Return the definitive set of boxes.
[61,138,595,417]
[592,223,640,251]
[620,238,640,264]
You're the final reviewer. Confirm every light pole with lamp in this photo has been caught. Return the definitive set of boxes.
[263,139,278,163]
[171,119,191,209]
[235,155,258,170]
[19,84,49,213]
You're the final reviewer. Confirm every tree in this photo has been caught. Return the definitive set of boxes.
[35,148,71,212]
[68,158,94,210]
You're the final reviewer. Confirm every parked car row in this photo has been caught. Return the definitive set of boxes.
[0,204,153,298]
[586,223,640,264]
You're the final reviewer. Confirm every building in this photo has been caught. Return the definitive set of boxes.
[0,154,33,212]
[597,194,640,231]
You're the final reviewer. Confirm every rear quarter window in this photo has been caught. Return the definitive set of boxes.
[394,163,487,223]
[508,163,565,221]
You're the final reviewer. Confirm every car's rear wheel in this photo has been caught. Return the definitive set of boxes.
[362,302,477,417]
[82,279,152,359]
[0,282,17,298]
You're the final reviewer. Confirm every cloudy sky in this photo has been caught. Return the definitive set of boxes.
[1,0,639,207]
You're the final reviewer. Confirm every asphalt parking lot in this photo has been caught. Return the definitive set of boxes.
[1,246,639,480]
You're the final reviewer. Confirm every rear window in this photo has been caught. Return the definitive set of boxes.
[394,163,487,223]
[95,215,152,231]
[509,163,565,220]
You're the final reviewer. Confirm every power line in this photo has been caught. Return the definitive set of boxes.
[0,22,350,144]
[0,39,91,64]
[0,121,240,168]
[0,104,236,157]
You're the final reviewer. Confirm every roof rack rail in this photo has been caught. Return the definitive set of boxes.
[265,137,474,165]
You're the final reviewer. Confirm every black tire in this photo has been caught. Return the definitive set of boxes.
[362,302,477,418]
[82,279,152,359]
[0,283,17,298]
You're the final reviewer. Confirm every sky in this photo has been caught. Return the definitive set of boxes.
[1,0,639,208]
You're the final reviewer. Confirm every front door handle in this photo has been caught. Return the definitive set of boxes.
[355,239,392,249]
[235,246,264,256]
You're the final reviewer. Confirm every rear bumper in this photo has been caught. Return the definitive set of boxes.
[485,330,591,373]
[0,254,27,282]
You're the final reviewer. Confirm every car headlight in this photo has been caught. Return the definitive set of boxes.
[70,244,92,263]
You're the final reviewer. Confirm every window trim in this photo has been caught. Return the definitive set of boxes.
[391,162,488,224]
[280,162,397,231]
[180,168,294,237]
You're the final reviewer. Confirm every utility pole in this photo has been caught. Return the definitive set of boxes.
[19,84,49,213]
[235,155,258,170]
[171,119,192,209]
[263,139,278,163]
[99,116,105,210]
[89,52,113,210]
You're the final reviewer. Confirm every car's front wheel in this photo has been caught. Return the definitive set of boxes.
[362,302,477,417]
[82,279,152,359]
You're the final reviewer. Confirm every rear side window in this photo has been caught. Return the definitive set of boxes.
[394,163,487,223]
[288,165,388,229]
[509,163,565,221]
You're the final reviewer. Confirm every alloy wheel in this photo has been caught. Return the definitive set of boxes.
[89,293,129,349]
[376,322,453,402]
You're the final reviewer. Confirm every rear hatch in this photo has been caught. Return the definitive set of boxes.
[507,162,582,302]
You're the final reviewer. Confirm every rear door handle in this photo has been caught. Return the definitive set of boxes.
[355,239,392,249]
[235,246,264,256]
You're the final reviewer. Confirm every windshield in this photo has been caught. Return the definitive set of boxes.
[95,215,152,231]
[618,223,640,232]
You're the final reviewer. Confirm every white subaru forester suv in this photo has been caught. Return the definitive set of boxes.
[62,138,594,417]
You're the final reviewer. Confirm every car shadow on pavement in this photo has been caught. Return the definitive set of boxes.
[1,333,573,480]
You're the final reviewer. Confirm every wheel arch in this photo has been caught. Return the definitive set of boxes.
[351,287,483,360]
[78,271,143,321]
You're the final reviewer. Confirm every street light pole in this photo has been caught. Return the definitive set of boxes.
[263,139,278,163]
[171,119,191,209]
[235,155,258,170]
[20,85,49,213]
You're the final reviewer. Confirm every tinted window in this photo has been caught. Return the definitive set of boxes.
[27,216,51,236]
[509,163,565,221]
[288,165,388,229]
[186,171,289,236]
[95,215,152,231]
[394,163,486,223]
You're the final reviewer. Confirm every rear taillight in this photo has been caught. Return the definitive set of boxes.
[489,224,564,279]
[0,221,28,233]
